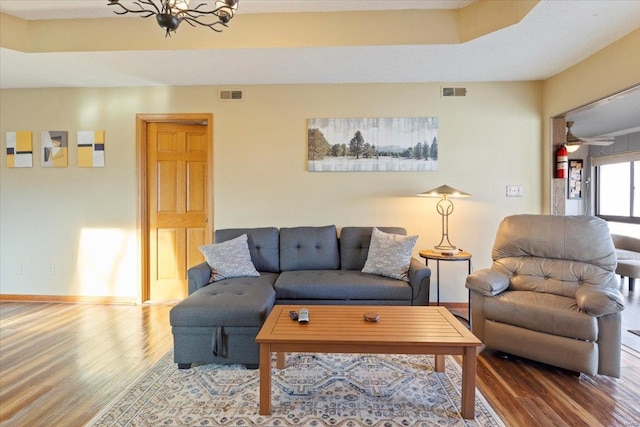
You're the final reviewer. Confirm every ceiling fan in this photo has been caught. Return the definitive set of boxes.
[565,121,614,152]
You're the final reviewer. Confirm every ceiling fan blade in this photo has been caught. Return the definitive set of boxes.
[581,135,614,142]
[565,122,615,147]
[582,140,614,146]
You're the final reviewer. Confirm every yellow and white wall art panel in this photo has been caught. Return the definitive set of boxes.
[41,131,68,168]
[5,131,33,168]
[78,130,105,167]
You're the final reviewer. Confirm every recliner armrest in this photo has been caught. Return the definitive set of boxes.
[575,285,624,316]
[465,269,510,296]
[187,262,211,295]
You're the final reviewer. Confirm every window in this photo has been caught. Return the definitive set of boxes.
[595,158,639,224]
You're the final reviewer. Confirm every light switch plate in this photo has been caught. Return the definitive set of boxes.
[506,185,523,197]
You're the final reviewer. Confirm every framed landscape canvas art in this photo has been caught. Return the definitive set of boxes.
[308,117,438,172]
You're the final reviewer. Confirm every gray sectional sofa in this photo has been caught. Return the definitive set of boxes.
[169,225,431,368]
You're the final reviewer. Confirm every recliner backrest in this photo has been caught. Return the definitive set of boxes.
[491,215,618,297]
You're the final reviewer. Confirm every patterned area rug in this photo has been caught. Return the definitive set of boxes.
[88,351,504,426]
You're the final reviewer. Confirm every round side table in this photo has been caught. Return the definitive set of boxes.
[419,249,472,323]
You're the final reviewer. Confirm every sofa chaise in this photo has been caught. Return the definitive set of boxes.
[170,225,431,368]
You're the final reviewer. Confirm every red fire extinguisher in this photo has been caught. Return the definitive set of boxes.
[556,145,568,178]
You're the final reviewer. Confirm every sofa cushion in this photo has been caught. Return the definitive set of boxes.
[274,270,412,301]
[362,227,417,282]
[200,234,259,282]
[483,290,598,341]
[280,225,340,271]
[170,273,278,327]
[340,226,406,270]
[215,227,280,273]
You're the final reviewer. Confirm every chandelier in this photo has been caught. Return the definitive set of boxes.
[108,0,239,37]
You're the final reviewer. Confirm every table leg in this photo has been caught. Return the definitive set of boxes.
[276,352,285,369]
[436,259,440,305]
[259,343,272,415]
[467,259,472,325]
[461,345,476,419]
[434,354,445,372]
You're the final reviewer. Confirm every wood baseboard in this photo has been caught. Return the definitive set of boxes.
[433,302,469,309]
[0,294,137,305]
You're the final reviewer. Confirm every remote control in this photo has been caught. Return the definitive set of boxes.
[298,308,309,323]
[289,311,298,321]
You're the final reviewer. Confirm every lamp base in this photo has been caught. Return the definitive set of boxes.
[433,246,457,256]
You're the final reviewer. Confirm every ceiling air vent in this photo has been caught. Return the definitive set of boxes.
[218,89,244,101]
[442,87,467,97]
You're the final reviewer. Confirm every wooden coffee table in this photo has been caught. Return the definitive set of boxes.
[255,305,482,419]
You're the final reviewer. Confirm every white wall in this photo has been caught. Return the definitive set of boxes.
[0,82,542,303]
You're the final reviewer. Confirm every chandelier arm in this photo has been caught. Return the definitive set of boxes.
[107,0,238,35]
[138,0,161,14]
[111,9,155,17]
[181,16,228,31]
[190,2,236,12]
[133,0,161,14]
[181,7,235,19]
[108,0,160,16]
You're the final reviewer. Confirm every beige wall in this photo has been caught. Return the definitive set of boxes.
[541,28,640,212]
[0,82,542,303]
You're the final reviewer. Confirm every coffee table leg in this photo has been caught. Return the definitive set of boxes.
[276,352,285,369]
[434,354,445,372]
[461,345,476,419]
[259,343,271,415]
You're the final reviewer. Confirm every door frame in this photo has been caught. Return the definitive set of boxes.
[136,113,214,303]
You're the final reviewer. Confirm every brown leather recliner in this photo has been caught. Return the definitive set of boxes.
[466,215,624,377]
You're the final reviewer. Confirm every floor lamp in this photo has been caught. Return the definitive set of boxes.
[418,184,471,255]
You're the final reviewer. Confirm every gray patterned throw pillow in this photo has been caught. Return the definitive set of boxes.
[199,234,260,283]
[362,227,418,282]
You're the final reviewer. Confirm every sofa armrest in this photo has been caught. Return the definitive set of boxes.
[575,285,625,316]
[408,257,431,305]
[465,269,510,296]
[187,262,211,295]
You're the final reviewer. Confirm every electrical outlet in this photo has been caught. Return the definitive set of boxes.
[48,264,56,276]
[506,185,523,197]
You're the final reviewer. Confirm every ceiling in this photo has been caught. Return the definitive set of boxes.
[1,0,640,138]
[0,1,476,18]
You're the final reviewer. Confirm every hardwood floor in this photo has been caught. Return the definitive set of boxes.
[0,302,173,427]
[1,299,639,427]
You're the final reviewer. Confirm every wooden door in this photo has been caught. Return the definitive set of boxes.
[147,122,210,300]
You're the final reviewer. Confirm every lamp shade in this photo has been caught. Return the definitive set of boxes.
[417,184,471,198]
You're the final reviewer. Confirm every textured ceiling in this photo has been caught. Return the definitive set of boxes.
[1,0,639,137]
[0,0,476,19]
